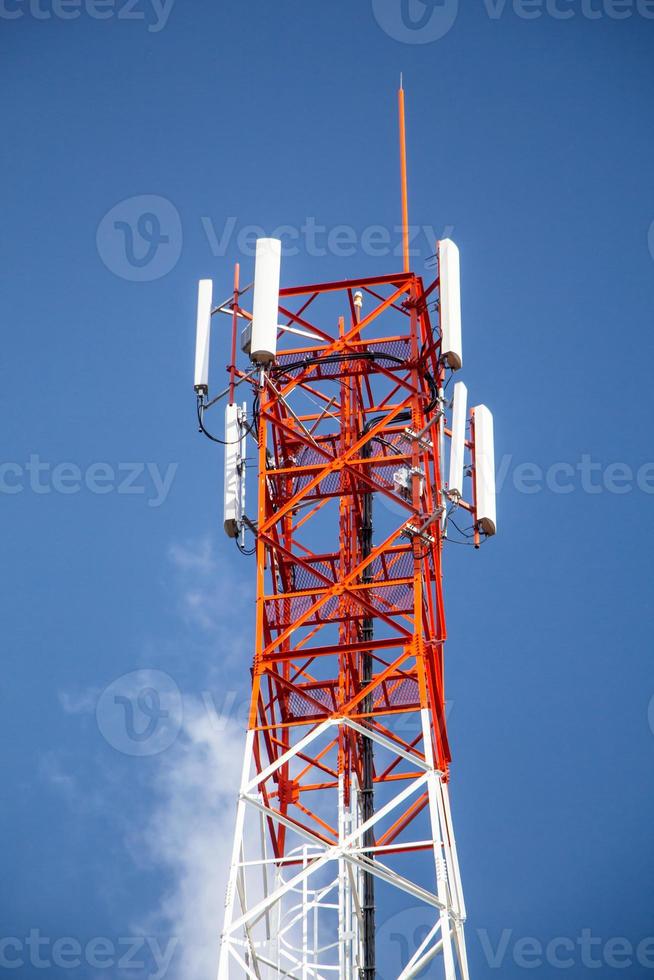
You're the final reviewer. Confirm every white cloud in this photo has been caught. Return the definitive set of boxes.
[167,536,254,640]
[52,533,255,979]
[39,750,80,801]
[134,699,245,980]
[138,538,257,979]
[168,537,217,576]
[58,687,100,715]
[38,749,107,813]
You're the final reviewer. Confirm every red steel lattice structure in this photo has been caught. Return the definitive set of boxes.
[216,266,475,979]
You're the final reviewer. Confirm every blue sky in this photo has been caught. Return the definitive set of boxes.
[2,1,654,977]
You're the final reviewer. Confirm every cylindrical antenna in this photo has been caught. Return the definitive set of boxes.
[398,76,410,274]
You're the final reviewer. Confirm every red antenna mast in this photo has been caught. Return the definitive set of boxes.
[398,75,410,274]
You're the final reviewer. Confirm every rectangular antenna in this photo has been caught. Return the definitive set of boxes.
[194,279,213,393]
[448,381,468,498]
[473,405,496,536]
[438,239,463,370]
[250,238,281,364]
[223,403,243,538]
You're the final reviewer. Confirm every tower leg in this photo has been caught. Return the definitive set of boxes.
[421,709,463,980]
[217,731,254,980]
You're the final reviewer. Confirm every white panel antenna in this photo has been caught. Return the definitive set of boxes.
[438,239,463,370]
[223,402,246,538]
[194,279,213,393]
[250,238,282,364]
[448,381,468,498]
[473,405,496,536]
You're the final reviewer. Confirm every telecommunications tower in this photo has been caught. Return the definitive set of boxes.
[194,84,497,979]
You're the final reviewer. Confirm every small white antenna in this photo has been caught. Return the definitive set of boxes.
[194,279,213,393]
[473,405,496,536]
[223,402,246,538]
[250,238,282,364]
[438,239,463,370]
[448,381,468,498]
